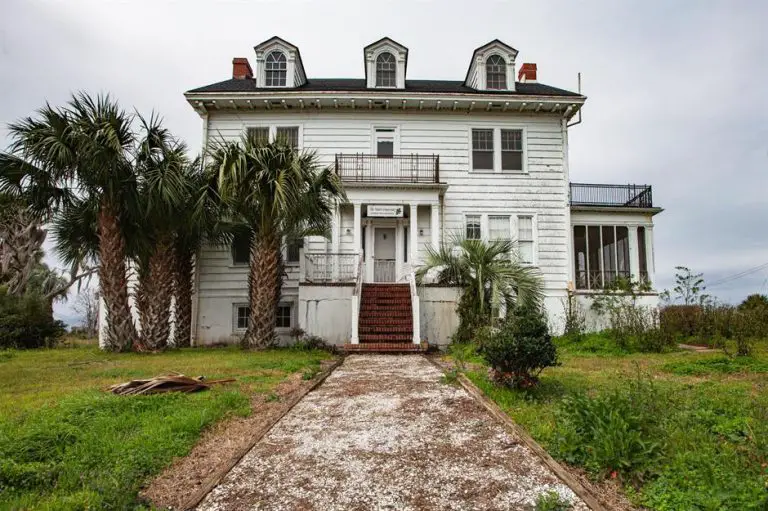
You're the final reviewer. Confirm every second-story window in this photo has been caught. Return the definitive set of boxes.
[247,127,269,146]
[472,129,494,171]
[231,232,250,265]
[376,52,396,87]
[501,129,523,171]
[265,51,287,87]
[466,215,481,240]
[275,127,299,148]
[486,55,507,90]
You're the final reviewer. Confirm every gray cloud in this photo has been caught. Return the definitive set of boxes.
[2,0,767,324]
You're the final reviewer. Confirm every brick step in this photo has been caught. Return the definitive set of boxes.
[359,320,413,327]
[362,294,411,300]
[359,334,413,343]
[359,326,413,334]
[359,310,412,318]
[361,299,412,306]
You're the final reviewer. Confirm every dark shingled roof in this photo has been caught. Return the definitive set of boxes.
[186,78,580,97]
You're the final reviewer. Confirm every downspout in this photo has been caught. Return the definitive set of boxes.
[566,73,583,128]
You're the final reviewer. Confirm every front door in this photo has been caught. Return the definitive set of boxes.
[373,227,396,282]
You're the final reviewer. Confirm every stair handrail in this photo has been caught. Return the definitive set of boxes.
[353,252,364,299]
[406,269,421,345]
[350,252,365,345]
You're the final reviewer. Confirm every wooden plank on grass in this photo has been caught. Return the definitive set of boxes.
[422,355,607,511]
[179,356,345,511]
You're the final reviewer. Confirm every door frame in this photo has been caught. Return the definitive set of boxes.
[365,219,407,283]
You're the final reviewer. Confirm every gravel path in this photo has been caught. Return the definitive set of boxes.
[197,355,588,511]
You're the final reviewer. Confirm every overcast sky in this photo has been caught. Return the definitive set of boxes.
[2,0,767,324]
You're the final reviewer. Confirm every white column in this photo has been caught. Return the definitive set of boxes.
[353,202,362,253]
[395,220,404,281]
[430,203,440,250]
[646,225,655,287]
[628,226,640,282]
[330,204,340,280]
[365,222,374,282]
[409,203,419,269]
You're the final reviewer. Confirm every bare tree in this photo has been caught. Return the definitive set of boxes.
[74,288,100,337]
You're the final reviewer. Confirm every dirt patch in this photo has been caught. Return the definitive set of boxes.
[140,359,337,510]
[197,355,590,510]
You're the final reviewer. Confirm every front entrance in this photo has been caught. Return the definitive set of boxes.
[373,227,396,282]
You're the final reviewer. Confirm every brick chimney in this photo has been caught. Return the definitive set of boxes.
[232,58,253,79]
[518,63,537,83]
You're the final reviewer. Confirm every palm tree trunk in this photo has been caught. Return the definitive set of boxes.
[244,233,280,349]
[173,246,194,348]
[141,235,174,351]
[98,201,137,352]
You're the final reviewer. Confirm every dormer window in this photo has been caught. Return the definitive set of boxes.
[486,55,507,90]
[265,51,287,86]
[376,53,396,87]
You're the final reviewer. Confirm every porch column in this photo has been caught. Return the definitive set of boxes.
[409,203,419,269]
[330,203,340,280]
[645,225,655,287]
[628,226,640,282]
[395,219,404,280]
[430,202,440,250]
[353,202,362,255]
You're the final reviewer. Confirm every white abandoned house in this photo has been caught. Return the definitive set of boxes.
[183,36,662,350]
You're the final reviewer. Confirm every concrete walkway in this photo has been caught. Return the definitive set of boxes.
[198,355,587,511]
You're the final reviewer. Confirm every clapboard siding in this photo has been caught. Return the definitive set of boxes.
[196,108,570,336]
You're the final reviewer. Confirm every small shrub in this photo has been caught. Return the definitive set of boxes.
[440,369,459,385]
[561,289,586,342]
[535,490,572,511]
[480,306,559,388]
[447,342,478,372]
[290,334,334,353]
[554,371,664,483]
[0,288,65,349]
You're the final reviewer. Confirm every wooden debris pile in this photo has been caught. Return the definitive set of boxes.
[109,373,235,396]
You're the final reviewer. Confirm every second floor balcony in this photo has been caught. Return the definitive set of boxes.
[335,154,440,184]
[570,183,654,208]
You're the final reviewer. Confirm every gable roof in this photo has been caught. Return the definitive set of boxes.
[363,37,409,82]
[186,77,580,97]
[464,39,519,85]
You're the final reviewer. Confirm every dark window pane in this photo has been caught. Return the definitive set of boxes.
[602,226,616,286]
[466,215,481,240]
[473,151,493,170]
[486,55,507,90]
[616,227,630,279]
[501,151,522,171]
[275,127,298,148]
[574,226,587,289]
[472,129,494,150]
[236,306,250,330]
[232,233,250,265]
[638,226,649,283]
[501,129,522,150]
[376,53,396,87]
[276,305,291,328]
[247,127,269,146]
[377,140,394,157]
[286,240,301,263]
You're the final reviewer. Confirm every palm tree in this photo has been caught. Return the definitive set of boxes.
[208,137,345,349]
[416,235,544,340]
[4,93,139,351]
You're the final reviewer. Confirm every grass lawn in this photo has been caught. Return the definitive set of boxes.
[0,345,332,510]
[459,336,768,510]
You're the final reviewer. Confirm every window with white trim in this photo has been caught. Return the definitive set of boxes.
[276,304,292,328]
[501,129,523,171]
[471,129,494,171]
[265,51,287,87]
[486,55,507,90]
[488,215,511,241]
[245,125,300,148]
[465,215,481,240]
[517,215,534,264]
[275,127,299,148]
[234,305,249,330]
[376,52,396,87]
[247,127,269,146]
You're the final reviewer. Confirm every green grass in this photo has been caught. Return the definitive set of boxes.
[458,340,768,510]
[0,345,331,509]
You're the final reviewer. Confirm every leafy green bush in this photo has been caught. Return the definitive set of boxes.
[289,334,335,353]
[0,287,65,349]
[554,374,664,482]
[480,306,558,388]
[534,490,571,511]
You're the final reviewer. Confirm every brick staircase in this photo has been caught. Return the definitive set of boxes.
[359,283,413,343]
[343,283,427,353]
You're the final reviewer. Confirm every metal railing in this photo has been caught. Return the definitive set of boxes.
[335,154,440,183]
[570,183,653,208]
[304,252,359,283]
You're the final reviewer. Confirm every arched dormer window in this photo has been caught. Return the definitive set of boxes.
[265,51,287,86]
[486,55,507,90]
[376,52,396,87]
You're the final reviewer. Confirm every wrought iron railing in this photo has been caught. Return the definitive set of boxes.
[570,183,653,208]
[335,154,439,183]
[304,252,359,282]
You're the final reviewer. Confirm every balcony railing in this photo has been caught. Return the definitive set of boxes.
[303,252,360,283]
[570,183,654,208]
[335,154,439,183]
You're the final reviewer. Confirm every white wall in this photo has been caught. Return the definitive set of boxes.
[298,285,354,345]
[418,286,461,345]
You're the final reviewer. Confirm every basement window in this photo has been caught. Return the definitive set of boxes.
[234,305,250,331]
[276,304,292,328]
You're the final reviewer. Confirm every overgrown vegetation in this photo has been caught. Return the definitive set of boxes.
[460,341,768,510]
[0,286,65,349]
[0,346,330,509]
